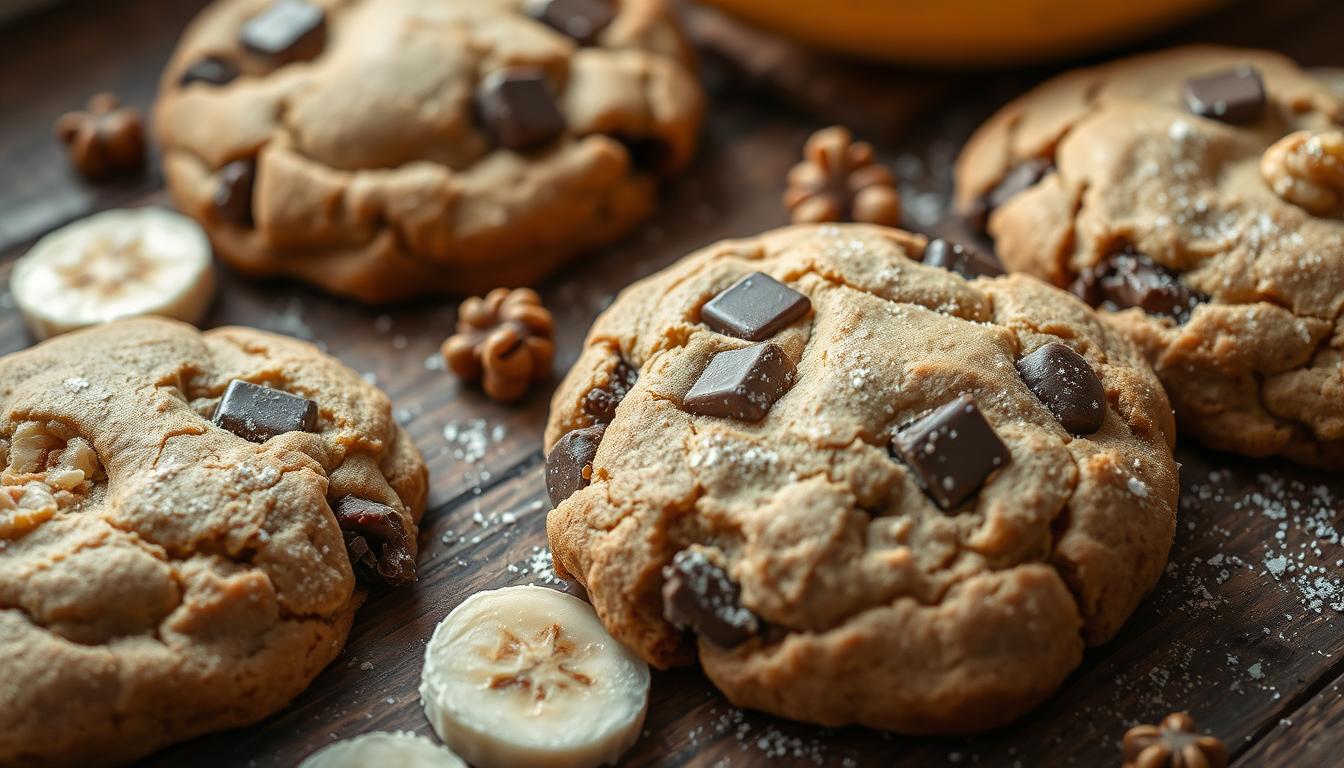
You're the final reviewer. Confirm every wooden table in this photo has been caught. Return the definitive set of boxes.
[3,1,1344,765]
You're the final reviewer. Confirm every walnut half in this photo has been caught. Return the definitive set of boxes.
[1261,129,1344,215]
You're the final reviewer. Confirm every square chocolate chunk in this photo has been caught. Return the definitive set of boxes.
[891,395,1011,510]
[476,68,566,152]
[1183,66,1266,125]
[529,0,615,46]
[701,272,811,341]
[213,379,318,443]
[683,342,795,421]
[241,0,326,66]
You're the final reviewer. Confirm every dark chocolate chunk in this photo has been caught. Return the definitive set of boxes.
[891,395,1011,510]
[923,238,1004,279]
[476,68,565,151]
[701,272,812,342]
[212,379,317,443]
[662,549,759,648]
[683,342,795,422]
[1183,66,1266,125]
[546,423,605,506]
[967,157,1054,230]
[180,55,240,87]
[529,0,615,46]
[583,360,638,424]
[1016,343,1106,435]
[214,159,257,227]
[333,496,416,586]
[1070,250,1205,322]
[241,0,326,65]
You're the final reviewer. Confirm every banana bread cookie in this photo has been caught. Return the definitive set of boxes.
[154,0,703,302]
[543,224,1178,732]
[956,46,1344,468]
[0,318,426,766]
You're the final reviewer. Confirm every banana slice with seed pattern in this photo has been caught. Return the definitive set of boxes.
[11,207,214,340]
[420,585,650,768]
[299,731,467,767]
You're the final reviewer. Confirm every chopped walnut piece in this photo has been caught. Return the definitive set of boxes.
[442,288,555,403]
[1261,129,1344,215]
[1123,712,1227,768]
[784,126,901,226]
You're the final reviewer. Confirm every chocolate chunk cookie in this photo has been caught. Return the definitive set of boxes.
[956,46,1344,468]
[544,224,1178,733]
[0,318,427,766]
[154,0,703,303]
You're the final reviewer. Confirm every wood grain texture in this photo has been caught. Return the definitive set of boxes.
[2,0,1344,766]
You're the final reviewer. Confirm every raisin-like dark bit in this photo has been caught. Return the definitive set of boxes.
[332,496,416,586]
[582,360,638,424]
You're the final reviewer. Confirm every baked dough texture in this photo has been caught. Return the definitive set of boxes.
[544,224,1178,732]
[956,46,1344,468]
[0,318,426,767]
[154,0,703,302]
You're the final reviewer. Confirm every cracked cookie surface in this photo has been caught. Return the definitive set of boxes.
[154,0,703,303]
[544,224,1178,733]
[956,45,1344,468]
[0,318,426,767]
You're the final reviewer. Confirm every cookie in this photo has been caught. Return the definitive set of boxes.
[0,318,427,766]
[154,0,703,303]
[543,224,1178,732]
[955,46,1344,469]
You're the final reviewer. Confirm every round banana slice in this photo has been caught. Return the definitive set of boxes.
[11,207,215,340]
[420,585,650,768]
[299,731,467,768]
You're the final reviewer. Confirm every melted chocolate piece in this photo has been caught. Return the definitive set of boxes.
[1183,66,1266,125]
[241,0,326,65]
[214,159,257,227]
[1070,250,1205,322]
[180,55,239,87]
[967,157,1054,230]
[683,342,795,422]
[583,360,638,424]
[333,496,416,586]
[212,379,317,443]
[701,272,811,341]
[476,68,566,151]
[662,549,759,648]
[546,424,605,506]
[1016,342,1106,435]
[891,395,1011,510]
[529,0,615,46]
[923,238,1004,279]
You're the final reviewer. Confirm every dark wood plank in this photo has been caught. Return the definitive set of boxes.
[4,0,1344,766]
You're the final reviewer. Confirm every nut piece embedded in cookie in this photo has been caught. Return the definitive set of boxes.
[1016,343,1107,435]
[784,126,902,226]
[546,424,605,507]
[1261,129,1344,215]
[662,549,760,648]
[442,288,556,404]
[55,93,145,180]
[212,379,318,442]
[1182,66,1266,124]
[1123,712,1228,768]
[476,68,566,152]
[683,342,796,421]
[333,496,417,586]
[891,395,1011,510]
[701,272,812,341]
[922,238,1004,279]
[241,0,326,65]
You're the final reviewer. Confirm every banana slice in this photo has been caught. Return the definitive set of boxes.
[299,731,467,768]
[420,585,650,768]
[11,207,215,340]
